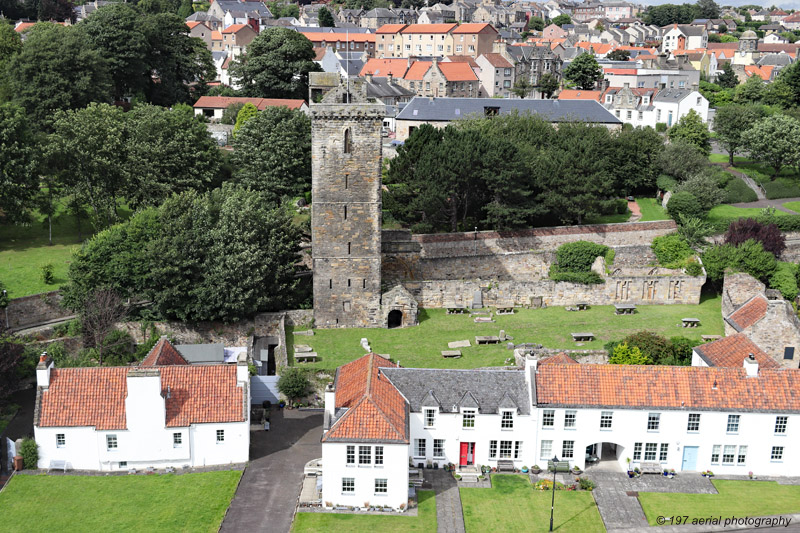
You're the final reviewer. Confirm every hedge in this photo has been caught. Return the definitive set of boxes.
[770,262,799,301]
[723,177,758,203]
[651,234,692,268]
[762,180,800,200]
[555,241,609,272]
[549,270,604,284]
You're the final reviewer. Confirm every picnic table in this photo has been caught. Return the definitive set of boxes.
[294,352,318,363]
[475,336,501,345]
[576,302,590,311]
[441,350,462,358]
[571,332,594,342]
[447,307,468,314]
[682,318,700,328]
[614,304,637,315]
[495,307,514,315]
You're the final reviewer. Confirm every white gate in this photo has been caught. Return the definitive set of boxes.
[250,376,280,405]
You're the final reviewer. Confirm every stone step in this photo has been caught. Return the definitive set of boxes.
[460,474,479,483]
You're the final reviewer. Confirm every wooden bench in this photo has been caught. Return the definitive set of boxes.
[547,460,571,473]
[682,318,700,328]
[640,462,662,474]
[294,352,318,363]
[495,307,514,315]
[447,307,467,314]
[571,332,594,342]
[475,336,501,345]
[614,304,637,315]
[49,460,68,473]
[497,460,515,473]
[441,350,462,359]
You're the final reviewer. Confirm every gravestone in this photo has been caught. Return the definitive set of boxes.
[472,291,483,309]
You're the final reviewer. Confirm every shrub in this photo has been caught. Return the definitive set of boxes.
[53,318,82,338]
[622,331,673,365]
[548,270,604,284]
[701,244,737,283]
[762,180,800,200]
[40,263,55,284]
[578,477,596,491]
[677,216,713,248]
[555,241,609,272]
[724,218,786,257]
[278,367,311,404]
[656,175,677,192]
[770,262,799,301]
[669,337,695,366]
[723,177,758,203]
[651,234,692,267]
[609,342,653,365]
[100,329,136,366]
[667,191,704,221]
[220,102,245,125]
[702,240,777,284]
[604,248,615,271]
[20,438,38,469]
[674,174,725,212]
[685,259,704,277]
[655,122,667,133]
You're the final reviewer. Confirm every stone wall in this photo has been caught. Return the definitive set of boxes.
[4,291,71,331]
[721,272,765,317]
[383,250,553,282]
[741,301,800,369]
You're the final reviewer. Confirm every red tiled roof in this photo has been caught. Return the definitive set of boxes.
[193,96,305,110]
[37,365,245,430]
[438,62,478,81]
[141,338,189,367]
[539,353,579,365]
[186,21,203,29]
[400,23,458,34]
[536,364,800,412]
[222,23,252,34]
[708,42,738,50]
[211,30,223,41]
[480,53,512,68]
[14,22,36,32]
[558,89,603,101]
[445,55,479,68]
[323,354,408,443]
[403,60,431,80]
[726,294,768,332]
[360,58,410,77]
[604,68,638,75]
[313,46,326,61]
[744,65,775,79]
[376,23,407,34]
[452,23,496,34]
[694,334,780,369]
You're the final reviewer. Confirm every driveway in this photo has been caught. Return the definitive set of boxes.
[221,408,323,533]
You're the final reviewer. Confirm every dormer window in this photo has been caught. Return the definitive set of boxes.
[462,409,476,428]
[424,408,436,428]
[501,410,514,429]
[606,95,612,103]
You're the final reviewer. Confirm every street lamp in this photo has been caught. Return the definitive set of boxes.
[550,454,559,532]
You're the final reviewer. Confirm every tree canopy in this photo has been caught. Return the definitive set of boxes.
[667,110,711,155]
[742,114,800,176]
[713,104,765,165]
[0,103,38,224]
[563,53,602,90]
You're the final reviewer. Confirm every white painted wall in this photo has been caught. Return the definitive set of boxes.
[322,442,409,509]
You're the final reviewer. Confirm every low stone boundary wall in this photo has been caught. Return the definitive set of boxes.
[4,291,70,331]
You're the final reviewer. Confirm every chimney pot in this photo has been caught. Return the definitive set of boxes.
[39,352,48,363]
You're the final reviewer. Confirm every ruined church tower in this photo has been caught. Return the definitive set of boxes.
[310,74,384,328]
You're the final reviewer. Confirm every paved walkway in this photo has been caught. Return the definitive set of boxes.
[628,200,642,222]
[220,408,323,533]
[731,197,800,213]
[0,387,36,477]
[429,470,466,533]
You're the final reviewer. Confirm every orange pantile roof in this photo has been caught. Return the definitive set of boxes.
[302,32,376,43]
[744,65,775,79]
[37,365,245,429]
[481,53,512,68]
[360,58,410,77]
[438,62,478,81]
[445,55,479,68]
[726,294,768,332]
[187,21,203,29]
[403,60,432,80]
[400,23,458,34]
[604,68,638,74]
[313,46,326,61]
[14,22,36,32]
[539,353,579,365]
[576,42,613,55]
[222,23,251,34]
[694,334,780,369]
[193,96,305,110]
[376,23,407,34]
[708,42,738,50]
[141,338,189,367]
[323,354,408,443]
[536,364,800,412]
[212,30,223,41]
[558,89,603,101]
[452,23,496,34]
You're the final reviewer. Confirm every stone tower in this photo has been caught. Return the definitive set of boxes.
[310,73,384,328]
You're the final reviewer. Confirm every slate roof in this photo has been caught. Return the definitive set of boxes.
[535,364,800,413]
[215,0,271,16]
[37,365,245,429]
[726,294,768,332]
[381,367,531,414]
[323,354,408,443]
[365,78,416,99]
[693,334,779,370]
[141,338,189,367]
[186,11,221,22]
[396,97,621,124]
[175,343,225,364]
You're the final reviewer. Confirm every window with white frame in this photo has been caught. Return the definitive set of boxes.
[771,446,784,461]
[346,445,355,465]
[600,411,613,429]
[711,445,720,464]
[563,411,576,428]
[644,443,657,461]
[540,440,552,460]
[424,408,436,428]
[727,414,740,433]
[375,446,384,465]
[107,434,118,450]
[633,442,642,461]
[462,409,476,428]
[456,45,463,52]
[722,445,736,464]
[433,439,444,458]
[514,441,522,459]
[738,445,747,464]
[216,429,225,443]
[659,443,668,462]
[342,477,355,493]
[687,413,700,432]
[562,440,574,459]
[173,433,182,448]
[415,439,426,457]
[489,440,497,459]
[375,478,387,494]
[542,410,555,428]
[56,434,65,448]
[119,461,127,468]
[775,416,788,434]
[501,411,514,429]
[499,441,513,459]
[359,445,372,465]
[647,413,660,431]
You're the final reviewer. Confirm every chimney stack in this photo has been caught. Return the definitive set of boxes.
[323,382,336,432]
[743,353,759,377]
[36,352,53,389]
[387,72,393,84]
[366,72,373,84]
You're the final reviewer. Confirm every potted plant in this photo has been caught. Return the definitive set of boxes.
[668,469,676,478]
[531,465,542,474]
[521,465,529,474]
[633,467,641,477]
[748,471,754,479]
[663,469,669,476]
[572,465,583,475]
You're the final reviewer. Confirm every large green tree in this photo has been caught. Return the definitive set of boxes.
[742,114,800,176]
[537,73,560,98]
[551,14,571,26]
[734,74,764,104]
[527,16,544,31]
[232,106,312,204]
[0,22,21,65]
[606,49,630,61]
[0,104,38,224]
[318,6,335,27]
[563,53,602,90]
[5,23,112,129]
[695,0,720,19]
[610,126,664,193]
[713,104,765,164]
[643,3,697,26]
[777,60,800,107]
[230,27,321,99]
[716,62,739,89]
[667,110,711,155]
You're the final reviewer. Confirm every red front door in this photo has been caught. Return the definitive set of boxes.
[460,442,468,466]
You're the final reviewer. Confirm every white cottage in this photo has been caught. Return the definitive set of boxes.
[33,339,250,471]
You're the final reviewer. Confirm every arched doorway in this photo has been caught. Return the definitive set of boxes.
[387,310,403,329]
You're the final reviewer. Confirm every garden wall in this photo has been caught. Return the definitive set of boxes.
[4,291,71,331]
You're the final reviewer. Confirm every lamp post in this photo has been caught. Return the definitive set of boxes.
[550,454,559,532]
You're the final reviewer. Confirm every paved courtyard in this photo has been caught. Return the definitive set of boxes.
[220,408,323,533]
[429,470,466,533]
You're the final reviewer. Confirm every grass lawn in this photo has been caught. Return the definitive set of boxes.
[782,201,800,213]
[292,490,436,533]
[637,198,670,222]
[708,154,750,165]
[287,295,723,370]
[730,163,800,200]
[460,475,604,533]
[585,210,631,224]
[639,480,800,526]
[0,470,241,532]
[706,205,793,225]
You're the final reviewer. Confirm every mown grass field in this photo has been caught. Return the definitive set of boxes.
[637,198,670,222]
[460,475,605,533]
[0,471,241,532]
[639,480,800,526]
[287,295,723,370]
[705,204,793,226]
[292,490,436,533]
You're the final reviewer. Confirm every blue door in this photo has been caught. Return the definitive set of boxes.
[682,446,699,471]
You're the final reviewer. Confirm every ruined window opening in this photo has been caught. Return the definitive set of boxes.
[348,279,351,287]
[363,279,366,289]
[345,174,349,189]
[329,279,332,289]
[344,205,347,220]
[348,242,351,254]
[344,128,353,154]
